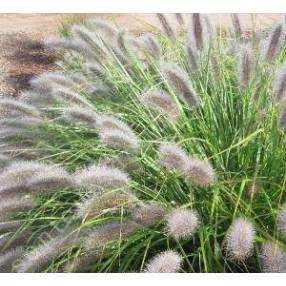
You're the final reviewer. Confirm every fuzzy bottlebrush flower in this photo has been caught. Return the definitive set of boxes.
[44,36,96,59]
[0,228,31,252]
[264,24,283,63]
[273,63,286,101]
[85,63,106,79]
[63,251,99,273]
[0,154,9,169]
[16,230,81,273]
[99,154,143,174]
[77,190,138,219]
[0,127,32,143]
[71,25,106,59]
[261,242,286,273]
[139,33,161,58]
[0,247,24,273]
[139,89,181,122]
[99,128,140,154]
[96,114,136,136]
[278,99,286,130]
[144,250,183,273]
[231,14,242,40]
[161,63,199,108]
[29,72,70,94]
[132,204,166,226]
[0,161,72,197]
[117,30,130,55]
[0,117,42,130]
[75,164,130,192]
[175,13,185,27]
[225,218,256,262]
[85,221,140,249]
[158,142,189,173]
[156,13,176,40]
[0,196,36,220]
[192,13,204,51]
[202,14,214,40]
[53,88,91,107]
[20,90,57,108]
[166,208,200,240]
[62,106,98,128]
[88,18,117,39]
[27,168,74,193]
[277,205,286,235]
[0,221,22,235]
[0,98,40,120]
[238,43,254,90]
[183,158,216,187]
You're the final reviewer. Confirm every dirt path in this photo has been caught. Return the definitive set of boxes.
[0,13,284,96]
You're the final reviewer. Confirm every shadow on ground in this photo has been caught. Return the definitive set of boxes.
[0,33,56,96]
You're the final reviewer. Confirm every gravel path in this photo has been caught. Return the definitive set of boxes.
[0,13,284,96]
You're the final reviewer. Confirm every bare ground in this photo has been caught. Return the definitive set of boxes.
[0,13,284,96]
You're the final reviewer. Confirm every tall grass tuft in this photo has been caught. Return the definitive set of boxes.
[1,13,286,273]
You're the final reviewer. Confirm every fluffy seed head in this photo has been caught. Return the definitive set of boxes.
[186,41,199,71]
[0,98,40,120]
[71,25,106,59]
[277,205,286,235]
[140,33,161,58]
[0,247,24,273]
[27,168,73,193]
[99,154,143,174]
[99,128,140,153]
[75,164,130,192]
[54,88,91,107]
[158,142,189,173]
[44,36,96,58]
[96,114,136,136]
[144,250,183,273]
[85,63,106,78]
[16,230,81,273]
[0,228,31,251]
[0,221,22,235]
[238,43,254,90]
[261,242,286,272]
[175,13,185,26]
[88,18,117,39]
[273,63,286,101]
[77,190,138,219]
[139,90,181,121]
[62,106,98,127]
[278,100,286,130]
[64,251,99,273]
[192,13,204,51]
[264,24,283,62]
[225,218,256,262]
[0,196,36,220]
[156,13,176,39]
[0,154,9,169]
[85,221,140,249]
[167,208,200,240]
[161,63,199,108]
[183,158,216,187]
[0,161,71,197]
[132,204,166,225]
[231,14,242,40]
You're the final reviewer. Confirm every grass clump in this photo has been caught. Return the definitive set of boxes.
[1,13,286,273]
